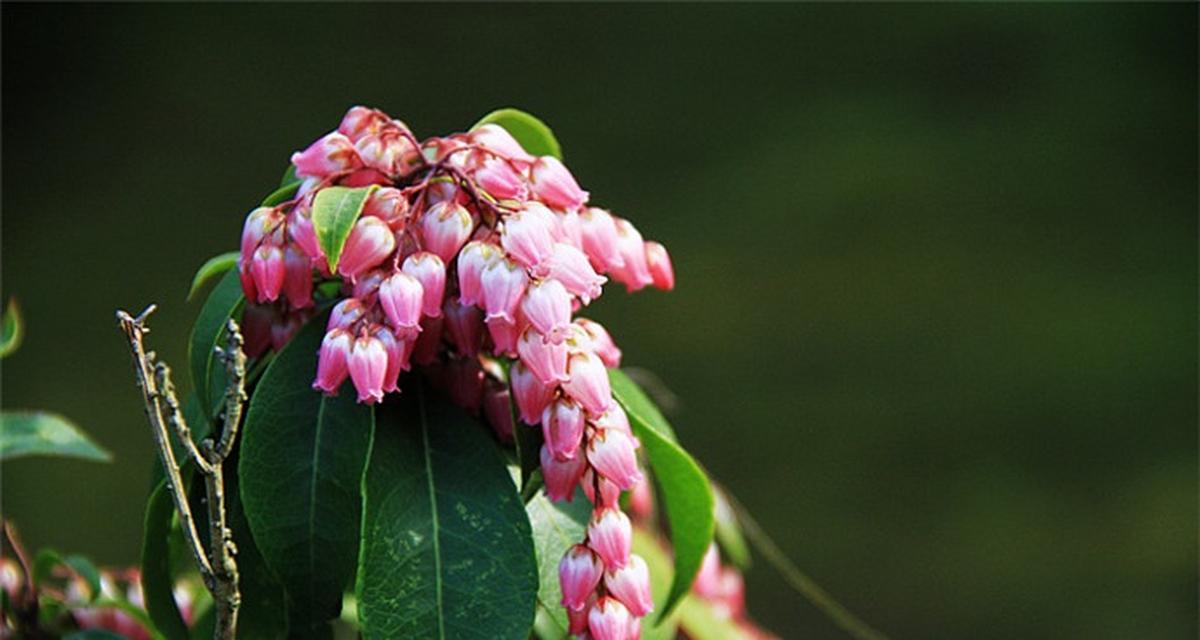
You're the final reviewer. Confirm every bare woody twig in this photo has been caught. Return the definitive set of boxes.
[117,306,242,640]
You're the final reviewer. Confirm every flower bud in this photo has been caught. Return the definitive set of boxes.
[540,443,586,502]
[692,544,722,599]
[241,304,274,359]
[291,132,361,178]
[554,209,584,250]
[611,219,653,292]
[338,106,391,141]
[587,596,632,640]
[363,187,409,229]
[474,156,528,201]
[241,207,281,261]
[547,243,605,304]
[239,260,258,302]
[470,124,535,164]
[714,567,746,619]
[250,245,286,303]
[485,316,520,357]
[352,268,387,299]
[644,241,674,291]
[501,203,557,271]
[348,333,388,404]
[511,361,555,425]
[378,272,424,337]
[521,279,573,344]
[411,315,444,366]
[338,217,396,280]
[419,201,474,263]
[270,313,304,351]
[517,328,569,385]
[628,475,654,520]
[481,257,529,323]
[605,554,654,617]
[579,208,624,273]
[582,467,621,509]
[575,318,622,368]
[340,168,391,188]
[283,245,314,309]
[531,156,588,211]
[562,351,613,415]
[567,595,594,636]
[373,326,406,393]
[483,383,515,444]
[456,241,499,307]
[328,297,367,331]
[542,397,586,461]
[444,298,484,358]
[559,544,604,612]
[313,328,352,395]
[587,428,643,491]
[288,209,325,268]
[587,508,633,570]
[354,127,412,177]
[402,252,446,318]
[447,357,485,415]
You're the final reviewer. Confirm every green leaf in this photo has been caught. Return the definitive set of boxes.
[636,528,753,640]
[239,313,374,630]
[262,181,301,207]
[142,480,191,640]
[525,490,589,635]
[471,108,563,160]
[310,185,377,273]
[0,411,111,462]
[629,529,682,640]
[31,549,101,603]
[187,252,240,302]
[225,449,291,640]
[65,631,127,640]
[281,164,299,187]
[610,369,714,621]
[356,384,538,640]
[0,297,23,358]
[188,269,245,421]
[712,483,752,570]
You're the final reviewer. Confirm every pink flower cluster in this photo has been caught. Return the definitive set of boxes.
[236,106,674,638]
[691,545,778,639]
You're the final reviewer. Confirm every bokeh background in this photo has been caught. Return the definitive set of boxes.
[2,4,1196,639]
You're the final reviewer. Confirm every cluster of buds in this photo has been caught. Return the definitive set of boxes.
[236,106,673,638]
[692,545,779,639]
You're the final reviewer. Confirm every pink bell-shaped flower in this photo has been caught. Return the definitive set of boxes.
[547,243,605,304]
[378,272,424,338]
[338,106,390,142]
[562,351,613,416]
[474,156,528,201]
[401,252,446,318]
[517,328,569,386]
[372,326,406,393]
[291,132,361,179]
[582,467,621,509]
[521,279,573,344]
[644,241,674,291]
[501,203,557,271]
[328,298,366,331]
[587,427,643,491]
[531,156,588,211]
[485,316,521,357]
[542,397,586,461]
[456,241,499,308]
[250,245,285,304]
[579,208,624,273]
[282,245,313,309]
[575,318,622,368]
[313,328,353,395]
[587,597,632,640]
[419,201,474,263]
[470,124,535,164]
[540,444,587,502]
[348,333,388,404]
[559,544,604,612]
[362,187,409,229]
[587,508,633,570]
[611,219,653,292]
[605,554,654,617]
[443,299,484,358]
[481,257,529,323]
[338,217,395,280]
[510,361,556,425]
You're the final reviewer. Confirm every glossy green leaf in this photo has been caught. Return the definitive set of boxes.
[187,252,240,301]
[310,185,377,273]
[629,529,682,640]
[32,549,101,603]
[65,631,127,640]
[610,369,714,621]
[188,269,245,421]
[262,181,301,207]
[0,297,23,358]
[712,483,752,570]
[224,452,291,639]
[0,411,111,462]
[239,314,373,630]
[356,385,538,640]
[471,108,563,160]
[281,164,298,187]
[142,480,191,640]
[526,490,589,635]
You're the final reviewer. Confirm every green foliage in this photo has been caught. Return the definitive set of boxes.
[471,108,563,160]
[261,181,300,207]
[610,369,714,621]
[525,490,589,635]
[356,384,538,640]
[239,314,374,631]
[0,411,111,462]
[628,530,681,640]
[188,269,244,421]
[712,483,752,570]
[32,549,102,603]
[65,631,127,640]
[223,451,291,640]
[187,252,240,302]
[141,481,191,640]
[310,185,377,273]
[0,297,22,358]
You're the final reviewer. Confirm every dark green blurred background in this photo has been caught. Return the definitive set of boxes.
[2,4,1196,638]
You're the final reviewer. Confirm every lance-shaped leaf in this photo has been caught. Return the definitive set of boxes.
[0,411,110,462]
[525,490,589,635]
[712,482,752,570]
[262,180,301,207]
[188,269,245,421]
[356,385,538,640]
[187,252,240,301]
[239,315,374,630]
[471,108,563,160]
[141,481,191,640]
[610,369,714,621]
[310,185,377,273]
[1,297,23,358]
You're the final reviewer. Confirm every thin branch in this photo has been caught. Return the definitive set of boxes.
[154,360,212,474]
[215,319,246,460]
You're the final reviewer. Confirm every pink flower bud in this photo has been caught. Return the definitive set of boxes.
[354,127,412,177]
[559,544,604,611]
[481,257,529,323]
[470,124,535,164]
[270,313,304,351]
[456,241,499,307]
[521,279,573,344]
[288,209,325,268]
[692,544,722,598]
[554,209,585,250]
[338,106,391,141]
[328,298,366,331]
[531,156,588,211]
[541,444,586,502]
[402,252,446,318]
[340,168,391,188]
[283,246,314,309]
[714,567,746,618]
[588,508,633,570]
[644,241,674,291]
[313,328,352,395]
[582,467,621,509]
[348,333,388,404]
[587,428,643,491]
[611,219,653,292]
[241,207,281,261]
[567,595,595,635]
[501,203,557,271]
[239,260,258,302]
[378,272,424,337]
[241,304,273,359]
[338,217,396,280]
[587,596,632,640]
[412,316,444,365]
[485,316,520,357]
[444,298,484,358]
[447,357,485,415]
[373,326,406,393]
[628,475,654,520]
[352,268,387,299]
[474,156,529,201]
[483,384,515,443]
[563,351,613,415]
[575,318,622,368]
[605,554,654,617]
[579,208,624,273]
[510,361,555,425]
[547,243,605,304]
[291,132,361,178]
[250,245,286,303]
[362,187,410,229]
[517,328,569,385]
[542,397,586,461]
[419,201,474,263]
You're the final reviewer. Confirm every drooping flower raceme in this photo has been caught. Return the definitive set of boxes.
[235,106,673,639]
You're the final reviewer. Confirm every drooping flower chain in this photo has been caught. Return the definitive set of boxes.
[236,106,674,640]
